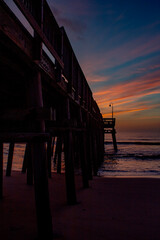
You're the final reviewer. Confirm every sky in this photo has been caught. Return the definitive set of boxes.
[4,0,160,133]
[48,0,160,133]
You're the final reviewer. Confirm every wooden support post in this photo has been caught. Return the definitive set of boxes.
[27,143,33,185]
[112,129,117,151]
[79,108,89,186]
[51,137,55,157]
[96,130,101,168]
[87,133,93,180]
[53,138,58,164]
[32,142,53,239]
[64,130,77,205]
[80,131,89,188]
[92,131,98,176]
[96,129,102,169]
[26,69,53,238]
[6,143,14,176]
[63,98,77,204]
[101,128,105,162]
[57,137,62,174]
[22,144,28,173]
[0,143,3,199]
[47,138,52,178]
[74,135,80,170]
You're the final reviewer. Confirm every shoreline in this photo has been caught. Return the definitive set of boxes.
[98,174,160,178]
[1,171,160,239]
[4,169,160,178]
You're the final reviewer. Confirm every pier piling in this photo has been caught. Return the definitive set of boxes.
[6,142,14,176]
[0,143,3,199]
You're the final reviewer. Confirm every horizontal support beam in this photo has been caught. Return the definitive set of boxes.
[0,107,52,121]
[0,132,50,143]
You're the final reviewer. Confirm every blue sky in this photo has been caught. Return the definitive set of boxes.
[48,0,160,132]
[4,0,160,132]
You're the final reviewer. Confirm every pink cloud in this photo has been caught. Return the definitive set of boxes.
[95,69,160,97]
[49,0,90,17]
[86,75,110,83]
[102,102,160,118]
[49,0,89,34]
[93,69,160,116]
[81,34,160,78]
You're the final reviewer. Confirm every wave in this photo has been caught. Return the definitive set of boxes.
[104,153,160,160]
[105,141,160,145]
[100,169,160,174]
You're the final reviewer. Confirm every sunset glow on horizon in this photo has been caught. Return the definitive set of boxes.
[49,0,160,133]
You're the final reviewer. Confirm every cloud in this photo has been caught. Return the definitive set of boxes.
[93,69,160,116]
[56,17,87,34]
[49,0,90,16]
[86,74,110,83]
[49,1,88,34]
[81,33,160,78]
[103,107,148,118]
[102,102,160,118]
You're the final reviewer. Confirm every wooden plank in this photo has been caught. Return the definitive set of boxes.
[0,133,50,143]
[0,107,52,122]
[0,3,33,58]
[0,108,33,121]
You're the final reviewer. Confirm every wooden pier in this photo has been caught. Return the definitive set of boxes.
[103,118,117,151]
[0,0,104,239]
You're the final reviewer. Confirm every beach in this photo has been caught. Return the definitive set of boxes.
[0,171,160,240]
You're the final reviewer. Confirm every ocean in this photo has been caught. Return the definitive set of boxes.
[2,131,160,177]
[98,131,160,177]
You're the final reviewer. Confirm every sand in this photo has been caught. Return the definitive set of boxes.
[0,171,160,240]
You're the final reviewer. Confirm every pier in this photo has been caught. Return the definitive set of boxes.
[0,0,104,239]
[103,118,117,151]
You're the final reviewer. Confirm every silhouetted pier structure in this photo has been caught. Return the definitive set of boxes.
[103,118,117,151]
[0,0,104,239]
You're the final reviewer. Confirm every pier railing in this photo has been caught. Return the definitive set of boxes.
[0,0,99,118]
[103,118,116,128]
[103,118,117,151]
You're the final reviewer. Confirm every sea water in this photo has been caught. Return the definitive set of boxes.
[98,131,160,177]
[3,131,160,177]
[3,139,65,173]
[3,143,26,171]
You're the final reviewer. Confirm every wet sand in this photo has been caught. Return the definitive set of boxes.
[0,171,160,240]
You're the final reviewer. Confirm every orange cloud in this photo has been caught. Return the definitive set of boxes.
[94,70,160,104]
[87,75,109,83]
[102,107,148,118]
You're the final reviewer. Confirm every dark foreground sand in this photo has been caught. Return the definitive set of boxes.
[0,171,160,240]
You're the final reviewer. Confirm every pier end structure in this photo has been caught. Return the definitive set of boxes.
[103,118,118,151]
